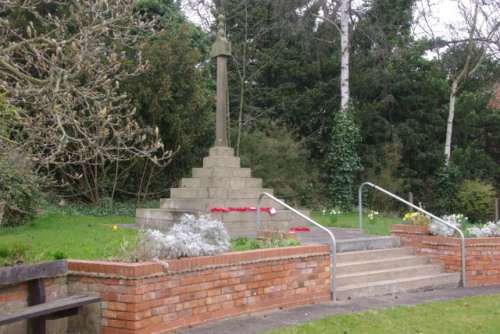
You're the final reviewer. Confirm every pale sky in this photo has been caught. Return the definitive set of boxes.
[413,0,461,39]
[184,0,463,38]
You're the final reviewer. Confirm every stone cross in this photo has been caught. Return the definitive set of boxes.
[211,15,231,147]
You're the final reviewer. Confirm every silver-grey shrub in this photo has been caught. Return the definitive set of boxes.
[128,214,231,260]
[429,215,462,237]
[467,221,500,238]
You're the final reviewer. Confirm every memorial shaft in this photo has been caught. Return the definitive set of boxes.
[211,15,231,147]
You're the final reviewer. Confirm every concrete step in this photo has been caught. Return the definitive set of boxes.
[337,255,430,275]
[336,273,461,300]
[298,232,401,252]
[337,247,414,262]
[336,236,401,252]
[337,264,445,286]
[296,227,401,252]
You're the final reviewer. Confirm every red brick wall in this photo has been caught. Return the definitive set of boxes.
[67,244,331,334]
[391,224,500,286]
[0,277,69,334]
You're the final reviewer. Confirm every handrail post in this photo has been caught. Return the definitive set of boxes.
[358,185,363,233]
[357,182,467,287]
[257,192,337,301]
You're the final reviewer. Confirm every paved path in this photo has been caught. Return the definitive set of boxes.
[179,286,500,334]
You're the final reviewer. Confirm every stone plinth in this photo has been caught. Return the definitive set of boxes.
[136,147,310,234]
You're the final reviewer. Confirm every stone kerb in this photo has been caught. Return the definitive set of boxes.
[67,244,331,333]
[391,224,500,286]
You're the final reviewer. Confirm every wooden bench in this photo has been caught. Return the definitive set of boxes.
[0,260,101,334]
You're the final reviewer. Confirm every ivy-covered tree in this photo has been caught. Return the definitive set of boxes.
[323,112,363,210]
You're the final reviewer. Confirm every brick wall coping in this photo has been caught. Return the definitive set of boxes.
[390,224,429,234]
[68,244,330,279]
[422,236,500,246]
[391,224,500,246]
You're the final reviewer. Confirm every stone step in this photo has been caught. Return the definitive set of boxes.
[203,156,241,168]
[209,210,310,222]
[170,187,274,200]
[136,208,200,230]
[159,198,285,211]
[136,208,310,232]
[179,177,263,189]
[224,219,309,234]
[208,146,235,157]
[337,264,445,286]
[336,273,461,300]
[211,210,310,229]
[192,167,252,178]
[337,255,429,275]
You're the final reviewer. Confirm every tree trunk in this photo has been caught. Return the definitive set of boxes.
[340,0,350,115]
[444,79,458,164]
[236,7,249,157]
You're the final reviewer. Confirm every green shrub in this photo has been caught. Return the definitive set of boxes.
[364,137,405,212]
[239,124,317,206]
[52,251,68,260]
[453,180,495,223]
[249,240,262,250]
[0,146,44,226]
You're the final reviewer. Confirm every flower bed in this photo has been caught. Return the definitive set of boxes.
[0,244,331,334]
[391,224,500,287]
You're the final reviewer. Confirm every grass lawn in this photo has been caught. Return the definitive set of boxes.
[266,293,500,334]
[311,211,403,236]
[0,213,137,265]
[0,204,480,265]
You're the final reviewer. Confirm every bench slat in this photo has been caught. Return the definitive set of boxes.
[0,295,101,325]
[0,260,67,286]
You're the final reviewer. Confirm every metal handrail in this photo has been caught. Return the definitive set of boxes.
[358,182,466,287]
[256,192,337,301]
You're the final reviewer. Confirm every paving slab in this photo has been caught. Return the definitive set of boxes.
[179,286,500,334]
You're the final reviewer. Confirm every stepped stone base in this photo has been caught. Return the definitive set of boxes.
[136,146,310,232]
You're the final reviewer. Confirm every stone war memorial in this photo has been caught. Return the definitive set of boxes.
[2,12,498,334]
[136,15,310,235]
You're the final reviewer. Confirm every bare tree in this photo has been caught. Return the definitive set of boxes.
[442,0,499,163]
[416,0,499,163]
[0,0,175,202]
[303,0,351,115]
